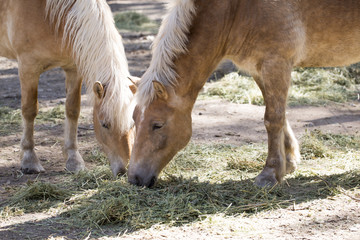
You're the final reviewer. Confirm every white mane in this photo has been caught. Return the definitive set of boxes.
[137,0,196,106]
[45,0,134,133]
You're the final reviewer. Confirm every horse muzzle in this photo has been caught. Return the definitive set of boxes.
[128,164,158,187]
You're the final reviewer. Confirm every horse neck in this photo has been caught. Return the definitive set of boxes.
[173,0,237,103]
[46,0,133,133]
[46,0,130,86]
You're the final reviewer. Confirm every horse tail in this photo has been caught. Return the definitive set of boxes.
[45,0,134,134]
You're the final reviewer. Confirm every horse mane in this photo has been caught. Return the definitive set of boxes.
[45,0,134,133]
[137,0,197,107]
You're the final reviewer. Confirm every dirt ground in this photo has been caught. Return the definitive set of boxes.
[0,1,360,239]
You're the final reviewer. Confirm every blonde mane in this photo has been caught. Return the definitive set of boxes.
[45,0,134,133]
[137,0,196,106]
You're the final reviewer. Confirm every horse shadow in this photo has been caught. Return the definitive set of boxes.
[0,169,358,239]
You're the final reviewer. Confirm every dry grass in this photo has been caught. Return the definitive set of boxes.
[1,131,359,237]
[114,12,159,33]
[201,67,360,106]
[201,72,264,105]
[0,105,66,136]
[36,105,65,123]
[0,107,22,136]
[300,129,360,160]
[0,206,24,219]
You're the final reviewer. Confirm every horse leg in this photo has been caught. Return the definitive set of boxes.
[284,119,300,174]
[19,64,44,174]
[253,59,292,187]
[253,75,300,176]
[63,67,85,172]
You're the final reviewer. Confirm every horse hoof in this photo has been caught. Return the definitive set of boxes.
[66,161,85,173]
[65,151,85,173]
[254,168,278,188]
[21,165,45,174]
[21,151,45,174]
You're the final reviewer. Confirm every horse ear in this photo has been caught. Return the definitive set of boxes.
[152,81,168,100]
[127,76,140,94]
[127,76,140,85]
[129,84,137,94]
[93,81,104,99]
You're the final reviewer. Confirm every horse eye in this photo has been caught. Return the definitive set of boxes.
[152,122,164,131]
[101,121,110,129]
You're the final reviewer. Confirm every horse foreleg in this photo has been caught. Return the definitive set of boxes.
[63,67,85,172]
[254,59,292,187]
[19,65,44,174]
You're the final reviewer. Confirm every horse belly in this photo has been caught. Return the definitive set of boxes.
[297,0,360,67]
[0,37,15,59]
[0,0,16,59]
[298,37,360,68]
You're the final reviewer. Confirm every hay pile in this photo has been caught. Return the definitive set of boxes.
[1,131,359,233]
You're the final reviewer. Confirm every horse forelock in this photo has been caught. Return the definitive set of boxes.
[45,0,134,134]
[136,0,197,107]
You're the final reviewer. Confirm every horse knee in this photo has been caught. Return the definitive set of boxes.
[65,90,81,120]
[264,118,285,135]
[66,107,80,120]
[21,102,38,121]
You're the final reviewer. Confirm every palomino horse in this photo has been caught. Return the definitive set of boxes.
[129,0,360,187]
[0,0,136,176]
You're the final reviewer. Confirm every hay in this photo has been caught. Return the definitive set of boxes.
[0,105,66,135]
[300,130,330,159]
[2,135,359,233]
[3,181,73,213]
[201,67,360,106]
[62,175,291,230]
[202,73,264,105]
[10,181,71,202]
[0,206,24,219]
[300,130,360,160]
[73,166,114,189]
[85,148,109,166]
[114,12,159,33]
[226,145,267,172]
[0,107,22,136]
[37,105,65,123]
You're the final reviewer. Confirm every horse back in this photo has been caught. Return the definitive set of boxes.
[298,0,360,67]
[0,0,68,66]
[226,0,360,69]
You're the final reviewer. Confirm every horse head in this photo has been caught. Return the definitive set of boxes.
[128,81,192,187]
[93,77,138,177]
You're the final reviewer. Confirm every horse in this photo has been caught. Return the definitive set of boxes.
[0,0,137,176]
[128,0,360,187]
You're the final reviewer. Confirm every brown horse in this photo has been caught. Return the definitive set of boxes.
[0,0,136,176]
[129,0,360,187]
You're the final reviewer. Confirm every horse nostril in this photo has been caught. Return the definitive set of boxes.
[129,174,142,186]
[148,176,157,188]
[129,174,156,187]
[134,175,142,186]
